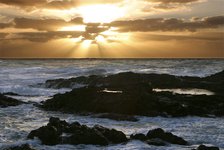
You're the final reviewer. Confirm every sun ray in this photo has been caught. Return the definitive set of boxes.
[59,25,86,31]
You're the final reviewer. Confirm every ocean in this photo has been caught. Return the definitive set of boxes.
[0,59,224,150]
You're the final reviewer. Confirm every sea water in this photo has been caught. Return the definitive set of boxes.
[0,59,223,150]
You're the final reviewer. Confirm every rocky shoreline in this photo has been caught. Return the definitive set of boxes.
[1,71,223,150]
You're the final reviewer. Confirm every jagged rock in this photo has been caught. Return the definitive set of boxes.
[40,71,224,95]
[130,129,187,146]
[94,125,128,144]
[64,126,109,145]
[147,128,188,145]
[27,117,127,146]
[28,125,61,145]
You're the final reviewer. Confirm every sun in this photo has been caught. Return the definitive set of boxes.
[78,4,125,23]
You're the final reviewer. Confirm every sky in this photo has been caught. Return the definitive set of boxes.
[0,0,223,58]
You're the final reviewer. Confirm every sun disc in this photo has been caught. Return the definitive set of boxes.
[78,4,124,23]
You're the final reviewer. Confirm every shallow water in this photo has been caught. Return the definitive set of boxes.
[0,59,224,149]
[0,103,224,150]
[153,88,215,96]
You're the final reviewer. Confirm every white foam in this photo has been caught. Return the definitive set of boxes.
[101,89,123,93]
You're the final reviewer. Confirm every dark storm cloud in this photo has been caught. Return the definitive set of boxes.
[0,22,13,29]
[0,0,121,9]
[0,17,111,42]
[0,33,7,38]
[134,32,224,42]
[143,0,203,11]
[2,15,224,33]
[0,0,77,9]
[148,0,201,4]
[0,21,110,42]
[109,16,224,32]
[1,31,83,42]
[0,0,47,7]
[13,17,83,31]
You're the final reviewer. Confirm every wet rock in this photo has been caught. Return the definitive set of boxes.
[205,70,224,82]
[130,133,148,141]
[65,126,109,145]
[146,139,167,146]
[28,117,127,146]
[27,125,61,145]
[94,125,128,144]
[94,113,139,122]
[41,71,224,117]
[0,94,24,108]
[193,144,220,150]
[40,71,224,95]
[147,128,188,145]
[42,83,153,116]
[4,144,36,150]
[130,129,187,146]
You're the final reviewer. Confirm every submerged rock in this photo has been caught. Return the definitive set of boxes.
[130,133,148,141]
[0,94,24,108]
[94,113,139,122]
[27,117,128,146]
[193,144,220,150]
[4,144,36,150]
[2,92,20,96]
[146,139,167,146]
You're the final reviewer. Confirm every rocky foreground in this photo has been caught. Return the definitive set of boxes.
[40,71,224,118]
[27,117,187,146]
[4,117,219,150]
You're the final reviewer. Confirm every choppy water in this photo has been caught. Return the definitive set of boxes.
[0,59,224,150]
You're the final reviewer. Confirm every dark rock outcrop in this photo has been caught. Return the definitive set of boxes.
[193,144,220,150]
[0,94,24,108]
[4,144,36,150]
[39,71,224,95]
[146,128,188,145]
[28,125,61,145]
[130,128,187,146]
[40,71,224,117]
[130,133,148,141]
[28,117,128,146]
